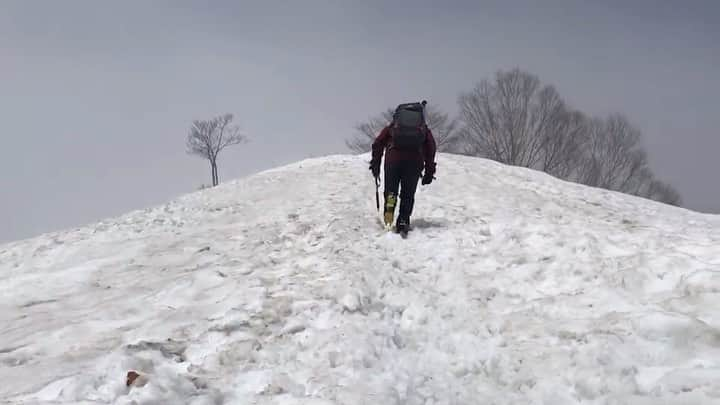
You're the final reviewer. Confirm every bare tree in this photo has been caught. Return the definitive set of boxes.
[572,113,682,205]
[425,107,462,152]
[643,178,682,206]
[454,67,682,206]
[346,104,461,153]
[346,108,394,153]
[186,113,247,187]
[540,109,589,179]
[457,68,585,177]
[575,114,648,193]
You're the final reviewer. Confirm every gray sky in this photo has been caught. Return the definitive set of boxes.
[1,0,719,243]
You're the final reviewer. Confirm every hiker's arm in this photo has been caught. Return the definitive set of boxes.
[423,128,437,170]
[371,126,391,164]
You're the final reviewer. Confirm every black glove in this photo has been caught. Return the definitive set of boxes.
[421,173,434,185]
[421,162,436,185]
[369,160,380,178]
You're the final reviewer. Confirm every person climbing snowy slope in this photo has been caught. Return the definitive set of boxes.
[369,100,437,235]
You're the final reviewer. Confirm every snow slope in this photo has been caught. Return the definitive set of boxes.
[1,153,720,405]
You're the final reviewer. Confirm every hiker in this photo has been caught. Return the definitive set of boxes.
[369,100,437,234]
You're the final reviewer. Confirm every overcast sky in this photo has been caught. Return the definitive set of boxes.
[1,0,718,243]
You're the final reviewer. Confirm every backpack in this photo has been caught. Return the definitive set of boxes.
[390,101,427,151]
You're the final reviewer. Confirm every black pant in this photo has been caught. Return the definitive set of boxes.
[384,160,422,223]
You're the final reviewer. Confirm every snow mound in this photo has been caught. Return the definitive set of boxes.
[1,153,720,404]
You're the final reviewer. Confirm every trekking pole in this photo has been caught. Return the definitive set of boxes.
[374,176,380,213]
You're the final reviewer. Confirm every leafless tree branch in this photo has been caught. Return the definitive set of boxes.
[457,68,585,176]
[186,113,247,187]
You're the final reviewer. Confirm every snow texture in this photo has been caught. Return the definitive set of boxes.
[1,153,720,404]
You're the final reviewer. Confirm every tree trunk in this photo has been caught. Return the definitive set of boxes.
[209,161,217,187]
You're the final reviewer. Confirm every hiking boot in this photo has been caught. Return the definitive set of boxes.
[396,218,409,234]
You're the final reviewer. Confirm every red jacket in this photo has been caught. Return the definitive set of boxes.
[371,125,437,171]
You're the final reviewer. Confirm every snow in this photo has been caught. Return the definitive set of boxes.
[1,153,720,404]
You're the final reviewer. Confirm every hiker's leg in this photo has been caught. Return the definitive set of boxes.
[398,161,422,223]
[383,164,401,224]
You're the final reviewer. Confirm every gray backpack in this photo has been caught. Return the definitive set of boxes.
[390,101,427,151]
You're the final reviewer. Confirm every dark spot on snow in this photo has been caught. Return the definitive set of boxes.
[209,320,250,335]
[197,246,211,253]
[1,356,29,367]
[190,376,208,390]
[125,339,187,363]
[20,299,58,308]
[412,218,447,229]
[0,344,25,354]
[283,323,306,335]
[126,370,141,387]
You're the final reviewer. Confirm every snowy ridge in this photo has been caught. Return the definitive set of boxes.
[1,153,720,404]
